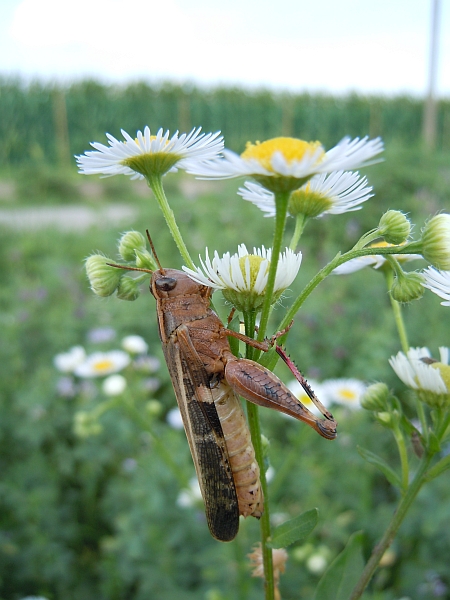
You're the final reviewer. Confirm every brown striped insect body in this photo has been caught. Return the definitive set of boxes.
[149,265,337,541]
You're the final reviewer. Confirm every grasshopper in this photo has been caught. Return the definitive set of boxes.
[110,234,337,542]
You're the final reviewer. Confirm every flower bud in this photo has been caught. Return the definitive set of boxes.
[378,210,411,244]
[375,411,395,428]
[289,186,332,218]
[135,248,157,270]
[390,271,425,303]
[146,400,163,416]
[116,276,141,301]
[74,411,102,437]
[360,382,390,411]
[118,230,147,262]
[85,254,122,297]
[421,214,450,270]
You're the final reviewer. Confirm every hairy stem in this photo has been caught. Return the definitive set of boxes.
[148,173,194,269]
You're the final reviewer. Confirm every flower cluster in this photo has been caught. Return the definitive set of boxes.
[54,333,161,436]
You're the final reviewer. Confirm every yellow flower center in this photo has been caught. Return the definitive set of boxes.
[238,255,268,289]
[93,359,114,373]
[295,391,314,408]
[241,137,324,172]
[340,389,357,402]
[431,363,450,391]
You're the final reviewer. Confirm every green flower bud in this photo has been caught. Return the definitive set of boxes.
[85,254,122,297]
[135,248,157,270]
[421,214,450,270]
[390,271,425,303]
[145,400,163,416]
[118,230,147,262]
[289,187,332,218]
[74,411,103,437]
[116,276,141,301]
[378,210,411,244]
[376,411,395,428]
[360,382,390,411]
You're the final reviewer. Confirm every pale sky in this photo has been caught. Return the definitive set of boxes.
[1,0,449,96]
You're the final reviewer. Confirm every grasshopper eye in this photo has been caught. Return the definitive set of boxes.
[155,277,177,291]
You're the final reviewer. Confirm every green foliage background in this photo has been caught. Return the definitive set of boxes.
[0,79,449,599]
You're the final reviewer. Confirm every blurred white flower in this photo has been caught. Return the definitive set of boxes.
[122,335,149,354]
[306,553,328,575]
[286,378,327,416]
[322,378,367,409]
[102,374,127,396]
[265,465,275,483]
[122,458,138,473]
[53,346,86,373]
[74,350,130,378]
[133,355,161,372]
[423,267,450,306]
[334,241,421,274]
[389,347,449,403]
[177,477,202,508]
[87,327,116,343]
[166,407,184,429]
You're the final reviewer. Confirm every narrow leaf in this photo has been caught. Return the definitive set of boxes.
[357,446,401,487]
[268,508,318,549]
[313,531,364,600]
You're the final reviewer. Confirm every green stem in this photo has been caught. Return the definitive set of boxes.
[277,245,421,335]
[148,173,194,269]
[385,269,409,353]
[289,214,307,250]
[122,396,190,488]
[247,402,274,600]
[257,191,290,344]
[349,451,433,600]
[243,310,274,600]
[392,425,409,492]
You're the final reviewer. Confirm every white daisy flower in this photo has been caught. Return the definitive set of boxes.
[74,350,130,378]
[176,477,203,508]
[188,136,383,193]
[166,407,184,430]
[423,267,450,306]
[389,347,450,408]
[321,378,367,409]
[121,335,149,354]
[333,242,422,274]
[102,374,127,396]
[183,244,302,312]
[76,126,223,180]
[53,346,86,373]
[238,170,373,219]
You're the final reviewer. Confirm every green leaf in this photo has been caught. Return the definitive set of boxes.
[267,508,318,549]
[357,446,401,488]
[313,531,365,600]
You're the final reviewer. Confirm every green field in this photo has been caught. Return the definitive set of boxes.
[1,80,450,599]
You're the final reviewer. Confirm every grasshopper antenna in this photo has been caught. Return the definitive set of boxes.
[106,263,153,274]
[146,230,165,274]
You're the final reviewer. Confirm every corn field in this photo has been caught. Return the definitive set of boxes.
[1,78,449,168]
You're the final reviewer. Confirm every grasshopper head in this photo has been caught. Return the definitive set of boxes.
[151,269,213,300]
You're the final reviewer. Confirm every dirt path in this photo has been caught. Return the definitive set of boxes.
[0,204,138,231]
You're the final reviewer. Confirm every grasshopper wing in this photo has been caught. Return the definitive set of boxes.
[164,325,240,542]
